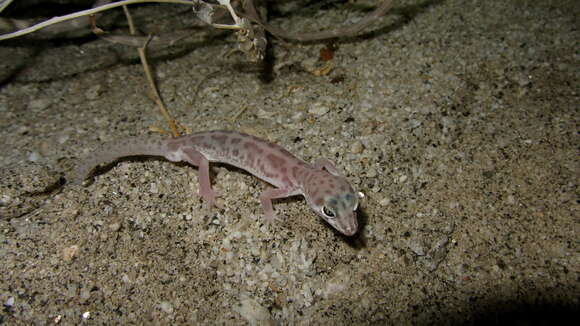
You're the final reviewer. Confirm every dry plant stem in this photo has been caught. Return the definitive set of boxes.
[244,0,396,41]
[0,0,113,39]
[0,0,14,14]
[122,5,136,34]
[140,44,180,138]
[0,0,193,41]
[121,5,180,137]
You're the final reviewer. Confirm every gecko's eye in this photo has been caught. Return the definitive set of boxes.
[322,206,336,218]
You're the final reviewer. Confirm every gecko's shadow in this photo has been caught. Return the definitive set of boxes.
[341,207,368,249]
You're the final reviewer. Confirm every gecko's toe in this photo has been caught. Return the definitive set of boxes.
[199,190,220,209]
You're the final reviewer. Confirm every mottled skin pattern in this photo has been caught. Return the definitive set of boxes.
[71,130,359,236]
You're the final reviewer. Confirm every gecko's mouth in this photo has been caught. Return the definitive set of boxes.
[341,226,358,236]
[332,214,358,236]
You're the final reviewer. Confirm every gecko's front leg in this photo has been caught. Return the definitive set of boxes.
[177,147,218,208]
[259,187,301,225]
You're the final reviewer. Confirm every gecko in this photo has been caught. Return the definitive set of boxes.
[70,130,359,236]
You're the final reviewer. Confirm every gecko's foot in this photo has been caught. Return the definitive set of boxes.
[199,190,219,209]
[263,212,283,227]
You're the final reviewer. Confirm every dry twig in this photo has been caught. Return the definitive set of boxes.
[0,0,193,41]
[121,5,181,137]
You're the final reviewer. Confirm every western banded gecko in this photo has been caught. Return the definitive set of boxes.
[71,130,359,236]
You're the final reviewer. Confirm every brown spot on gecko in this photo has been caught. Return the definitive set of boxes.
[232,149,239,157]
[167,142,180,152]
[266,154,286,169]
[211,134,228,146]
[255,159,263,171]
[243,141,263,154]
[310,192,318,201]
[291,166,300,179]
[245,151,256,167]
[301,171,312,183]
[167,138,188,152]
[315,198,324,206]
[230,138,242,145]
[281,175,292,186]
[189,136,204,145]
[265,173,279,179]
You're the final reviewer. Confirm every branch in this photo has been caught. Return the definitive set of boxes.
[0,0,194,41]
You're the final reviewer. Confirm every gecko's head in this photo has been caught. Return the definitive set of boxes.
[305,172,359,236]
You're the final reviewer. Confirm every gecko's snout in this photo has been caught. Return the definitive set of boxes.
[339,215,358,236]
[343,226,358,236]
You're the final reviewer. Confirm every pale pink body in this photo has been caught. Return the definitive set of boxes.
[72,130,359,235]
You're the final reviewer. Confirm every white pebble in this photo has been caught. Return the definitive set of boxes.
[29,98,51,110]
[121,274,131,283]
[257,108,274,118]
[292,111,304,121]
[108,222,121,232]
[379,197,391,206]
[350,141,365,154]
[309,102,330,116]
[159,301,173,314]
[28,151,40,162]
[58,134,70,144]
[85,84,102,100]
[233,294,272,324]
[366,167,377,178]
[149,183,159,194]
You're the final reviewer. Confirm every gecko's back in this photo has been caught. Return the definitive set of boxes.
[165,131,310,189]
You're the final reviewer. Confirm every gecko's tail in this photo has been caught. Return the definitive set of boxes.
[68,136,168,186]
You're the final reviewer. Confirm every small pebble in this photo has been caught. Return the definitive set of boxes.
[108,222,121,232]
[309,103,330,116]
[350,141,365,154]
[159,301,174,314]
[62,245,79,262]
[366,167,377,178]
[29,98,51,110]
[291,111,304,121]
[234,294,272,324]
[379,197,391,206]
[28,152,40,162]
[85,84,102,100]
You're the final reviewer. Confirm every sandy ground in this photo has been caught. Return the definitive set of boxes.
[0,0,578,325]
